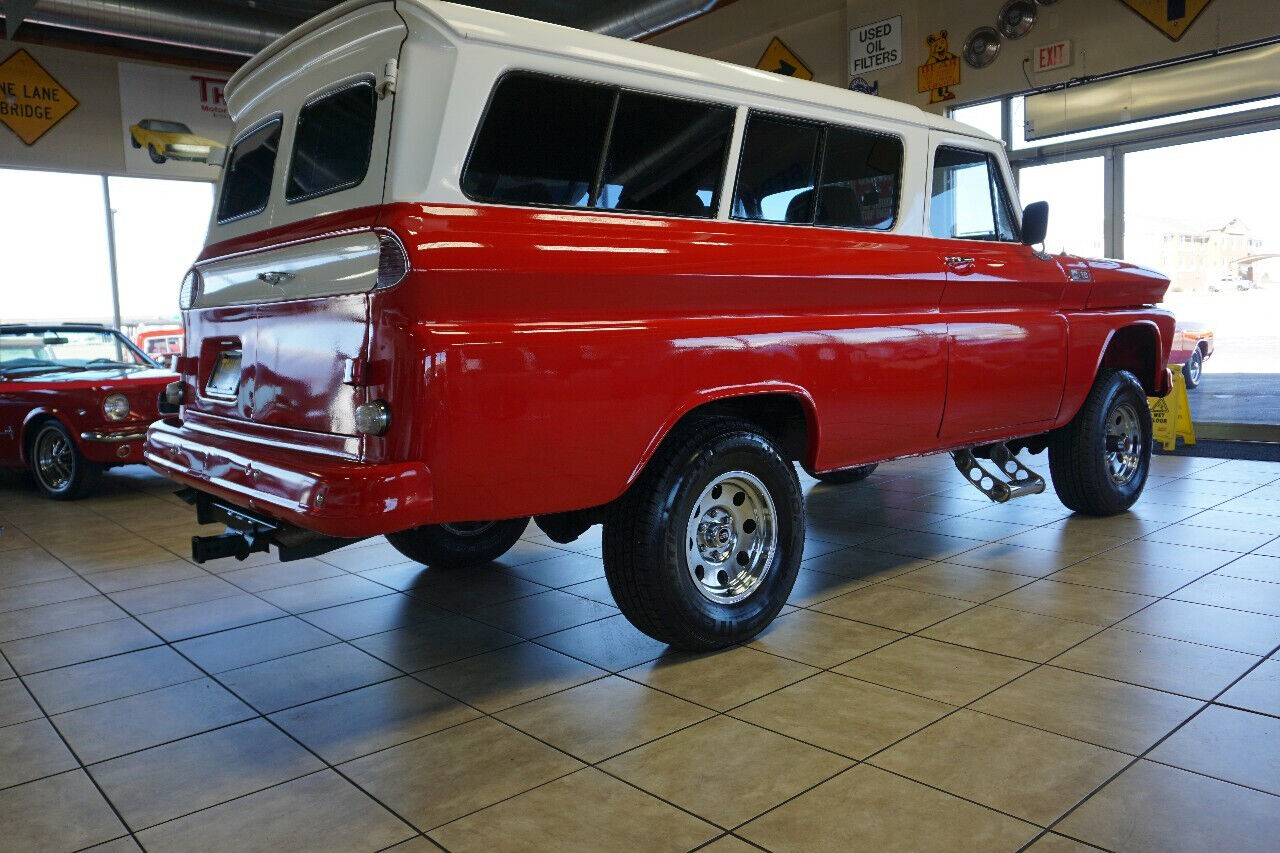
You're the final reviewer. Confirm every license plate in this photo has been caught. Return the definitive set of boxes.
[206,350,242,398]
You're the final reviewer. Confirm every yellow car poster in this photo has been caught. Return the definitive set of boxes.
[118,62,230,178]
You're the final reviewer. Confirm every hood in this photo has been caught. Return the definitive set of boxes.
[0,367,176,390]
[1079,257,1170,310]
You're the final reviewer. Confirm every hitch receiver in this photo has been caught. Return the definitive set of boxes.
[951,444,1046,503]
[177,488,357,564]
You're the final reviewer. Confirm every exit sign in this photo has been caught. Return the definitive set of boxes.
[1034,40,1072,73]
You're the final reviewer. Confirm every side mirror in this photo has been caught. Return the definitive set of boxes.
[1021,201,1049,246]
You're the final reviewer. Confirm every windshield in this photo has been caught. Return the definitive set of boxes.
[0,329,152,376]
[151,121,193,135]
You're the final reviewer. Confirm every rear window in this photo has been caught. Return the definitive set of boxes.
[217,119,282,223]
[286,80,378,203]
[462,72,733,218]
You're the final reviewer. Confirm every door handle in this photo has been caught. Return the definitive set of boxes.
[944,256,975,267]
[257,271,295,286]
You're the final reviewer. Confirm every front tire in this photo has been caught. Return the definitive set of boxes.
[812,464,877,485]
[603,418,804,651]
[387,518,529,568]
[147,144,166,164]
[1049,370,1151,516]
[1182,348,1203,389]
[29,421,100,500]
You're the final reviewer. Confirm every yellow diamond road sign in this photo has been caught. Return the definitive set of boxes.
[1118,0,1214,41]
[756,37,813,81]
[0,49,78,145]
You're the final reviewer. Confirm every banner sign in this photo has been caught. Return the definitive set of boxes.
[118,62,231,179]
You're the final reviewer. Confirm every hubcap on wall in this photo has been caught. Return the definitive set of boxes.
[35,428,74,492]
[1104,402,1143,485]
[685,470,777,604]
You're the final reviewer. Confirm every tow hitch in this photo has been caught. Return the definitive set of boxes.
[951,443,1046,503]
[177,489,356,563]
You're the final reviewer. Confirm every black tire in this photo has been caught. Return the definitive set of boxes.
[147,144,166,164]
[602,417,804,651]
[1049,369,1151,516]
[28,421,100,500]
[130,135,141,149]
[812,464,877,485]
[1182,348,1203,390]
[387,518,528,568]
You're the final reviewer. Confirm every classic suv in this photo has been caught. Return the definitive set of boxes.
[146,0,1174,650]
[2,324,177,499]
[128,119,224,164]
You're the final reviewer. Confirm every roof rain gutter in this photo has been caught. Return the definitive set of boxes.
[2,0,720,58]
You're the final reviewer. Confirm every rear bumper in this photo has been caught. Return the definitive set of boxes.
[144,418,434,538]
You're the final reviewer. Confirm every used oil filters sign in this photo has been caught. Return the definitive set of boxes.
[0,49,78,145]
[850,16,903,76]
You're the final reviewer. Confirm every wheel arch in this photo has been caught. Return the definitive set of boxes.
[627,386,819,490]
[1097,322,1164,396]
[19,410,62,465]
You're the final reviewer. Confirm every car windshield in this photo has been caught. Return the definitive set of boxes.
[151,121,192,134]
[0,329,151,376]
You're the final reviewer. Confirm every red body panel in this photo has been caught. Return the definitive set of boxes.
[150,202,1174,538]
[1,368,176,467]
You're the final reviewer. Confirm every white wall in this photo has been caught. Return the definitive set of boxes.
[652,0,1280,113]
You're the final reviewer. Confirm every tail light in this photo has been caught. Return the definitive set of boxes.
[179,268,202,310]
[376,233,408,289]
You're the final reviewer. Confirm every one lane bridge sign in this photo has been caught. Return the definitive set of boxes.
[0,49,78,145]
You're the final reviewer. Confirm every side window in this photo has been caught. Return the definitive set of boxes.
[596,92,733,218]
[286,79,377,203]
[929,146,1019,241]
[217,119,282,223]
[816,127,902,230]
[733,114,821,223]
[462,74,614,207]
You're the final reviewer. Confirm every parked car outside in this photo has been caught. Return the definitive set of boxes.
[1168,321,1215,389]
[128,119,224,164]
[145,0,1175,650]
[1,324,177,499]
[135,327,185,363]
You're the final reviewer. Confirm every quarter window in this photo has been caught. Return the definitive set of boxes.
[732,114,821,223]
[596,92,733,218]
[217,119,282,223]
[462,74,615,207]
[286,80,377,203]
[930,146,1019,241]
[816,127,902,230]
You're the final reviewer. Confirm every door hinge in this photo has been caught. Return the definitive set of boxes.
[378,58,398,99]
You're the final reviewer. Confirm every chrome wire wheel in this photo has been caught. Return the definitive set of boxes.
[1104,402,1143,485]
[685,470,777,605]
[34,427,75,493]
[439,521,498,537]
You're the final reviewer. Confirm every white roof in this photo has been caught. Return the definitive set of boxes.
[230,0,990,141]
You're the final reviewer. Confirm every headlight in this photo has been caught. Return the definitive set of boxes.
[353,400,391,436]
[103,394,131,421]
[179,268,201,310]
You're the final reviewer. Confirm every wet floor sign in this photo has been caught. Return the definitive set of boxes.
[1149,367,1196,451]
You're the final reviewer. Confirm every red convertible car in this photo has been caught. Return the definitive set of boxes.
[1,324,176,499]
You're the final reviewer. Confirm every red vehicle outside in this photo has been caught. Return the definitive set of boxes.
[135,327,185,363]
[1,324,177,498]
[144,1,1176,649]
[1167,320,1215,389]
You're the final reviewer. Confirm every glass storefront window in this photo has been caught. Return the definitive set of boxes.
[1017,157,1105,258]
[951,101,1002,139]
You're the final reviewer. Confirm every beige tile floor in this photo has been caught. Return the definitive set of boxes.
[1,451,1279,851]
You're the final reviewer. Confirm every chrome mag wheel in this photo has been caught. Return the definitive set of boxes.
[1104,402,1143,485]
[34,426,75,493]
[685,470,777,604]
[1187,351,1203,385]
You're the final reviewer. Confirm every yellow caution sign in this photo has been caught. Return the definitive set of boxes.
[756,38,814,81]
[1118,0,1214,41]
[0,49,78,145]
[1149,367,1196,451]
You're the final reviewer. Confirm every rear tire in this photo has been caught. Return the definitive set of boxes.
[28,421,100,500]
[1049,369,1151,516]
[1182,348,1203,389]
[812,464,877,485]
[387,518,529,568]
[602,417,804,651]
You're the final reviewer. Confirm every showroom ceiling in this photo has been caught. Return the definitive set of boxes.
[1,0,722,62]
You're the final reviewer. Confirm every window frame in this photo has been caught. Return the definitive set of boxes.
[459,69,736,220]
[928,144,1022,243]
[284,76,379,206]
[729,108,905,232]
[215,114,284,225]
